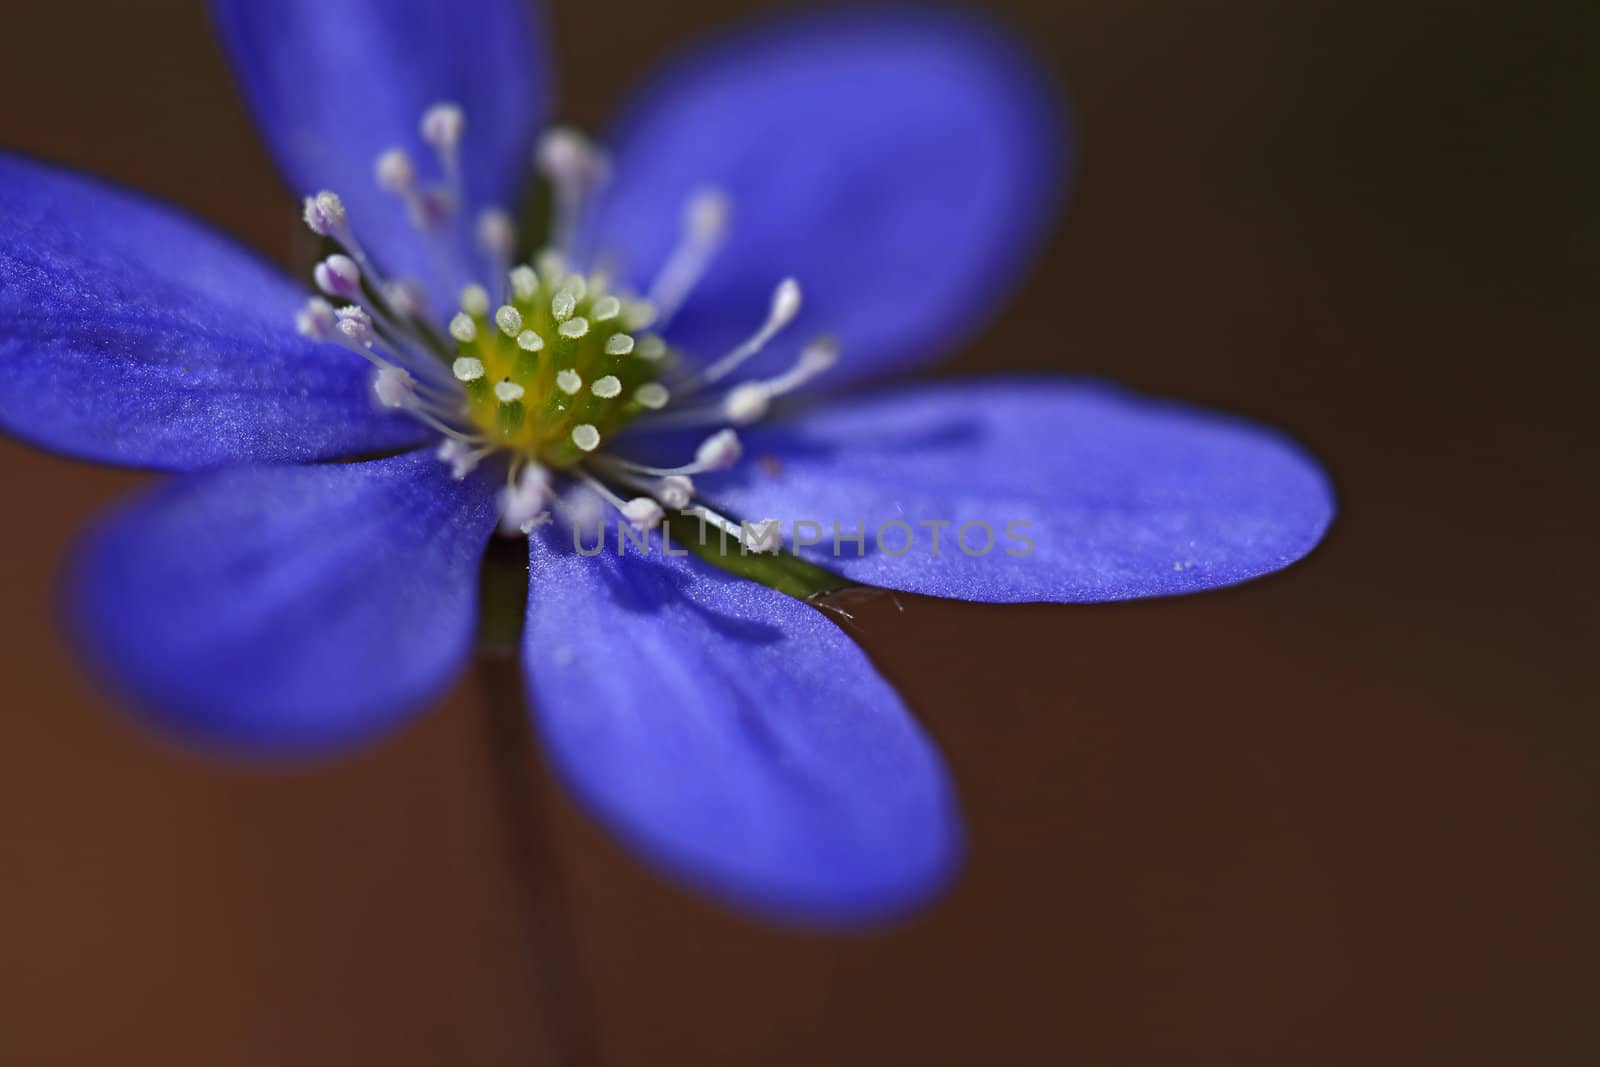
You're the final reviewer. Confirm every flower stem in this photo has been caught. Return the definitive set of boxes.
[476,651,602,1066]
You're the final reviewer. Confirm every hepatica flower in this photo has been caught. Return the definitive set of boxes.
[0,0,1333,924]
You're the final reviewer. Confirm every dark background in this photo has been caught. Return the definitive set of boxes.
[1,0,1595,1063]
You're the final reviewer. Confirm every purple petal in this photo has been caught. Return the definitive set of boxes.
[697,378,1335,603]
[211,0,549,308]
[522,527,961,925]
[64,449,497,757]
[591,8,1067,388]
[0,153,425,469]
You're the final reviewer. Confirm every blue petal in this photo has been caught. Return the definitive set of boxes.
[64,450,497,757]
[590,8,1067,388]
[522,527,961,925]
[697,378,1335,603]
[211,0,549,307]
[0,154,425,469]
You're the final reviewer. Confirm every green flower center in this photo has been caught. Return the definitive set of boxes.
[447,261,670,468]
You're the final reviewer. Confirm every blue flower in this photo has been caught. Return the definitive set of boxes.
[0,0,1333,925]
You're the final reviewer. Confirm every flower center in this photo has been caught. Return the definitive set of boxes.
[291,102,834,550]
[445,263,666,468]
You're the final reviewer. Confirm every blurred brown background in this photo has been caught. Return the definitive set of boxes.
[1,0,1595,1063]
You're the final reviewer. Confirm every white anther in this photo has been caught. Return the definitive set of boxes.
[373,367,414,409]
[420,102,465,152]
[634,382,670,410]
[557,316,590,340]
[494,379,525,404]
[437,439,482,480]
[498,464,553,534]
[537,127,609,253]
[536,249,565,284]
[494,304,523,337]
[383,279,427,319]
[623,300,658,331]
[476,208,516,260]
[744,518,784,554]
[695,429,743,471]
[556,369,582,395]
[509,264,539,301]
[334,305,375,345]
[590,295,621,322]
[517,330,544,352]
[295,297,337,340]
[591,375,622,399]
[654,475,695,510]
[452,356,485,382]
[374,148,417,193]
[698,278,802,384]
[301,190,347,237]
[635,335,667,361]
[551,290,576,322]
[449,313,477,343]
[686,188,731,243]
[571,424,601,452]
[459,284,490,317]
[313,254,362,298]
[536,127,608,188]
[604,333,635,356]
[620,496,664,532]
[723,382,770,424]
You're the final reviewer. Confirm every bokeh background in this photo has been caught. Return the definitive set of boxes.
[1,0,1595,1063]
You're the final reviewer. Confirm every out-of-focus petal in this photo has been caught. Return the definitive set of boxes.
[65,450,497,756]
[0,153,424,469]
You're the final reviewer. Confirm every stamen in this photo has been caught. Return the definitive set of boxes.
[517,330,545,352]
[301,190,347,238]
[494,380,526,404]
[420,102,465,202]
[590,296,621,322]
[557,317,590,340]
[498,463,553,534]
[453,357,485,382]
[604,333,635,356]
[721,335,838,424]
[575,472,664,532]
[654,475,695,509]
[477,209,517,263]
[449,313,477,343]
[313,254,362,300]
[383,279,428,320]
[648,188,730,325]
[556,369,583,395]
[697,278,802,385]
[373,367,415,409]
[536,127,609,253]
[590,375,622,399]
[696,428,744,470]
[295,297,337,340]
[551,290,576,322]
[685,505,783,554]
[375,149,417,194]
[437,438,494,480]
